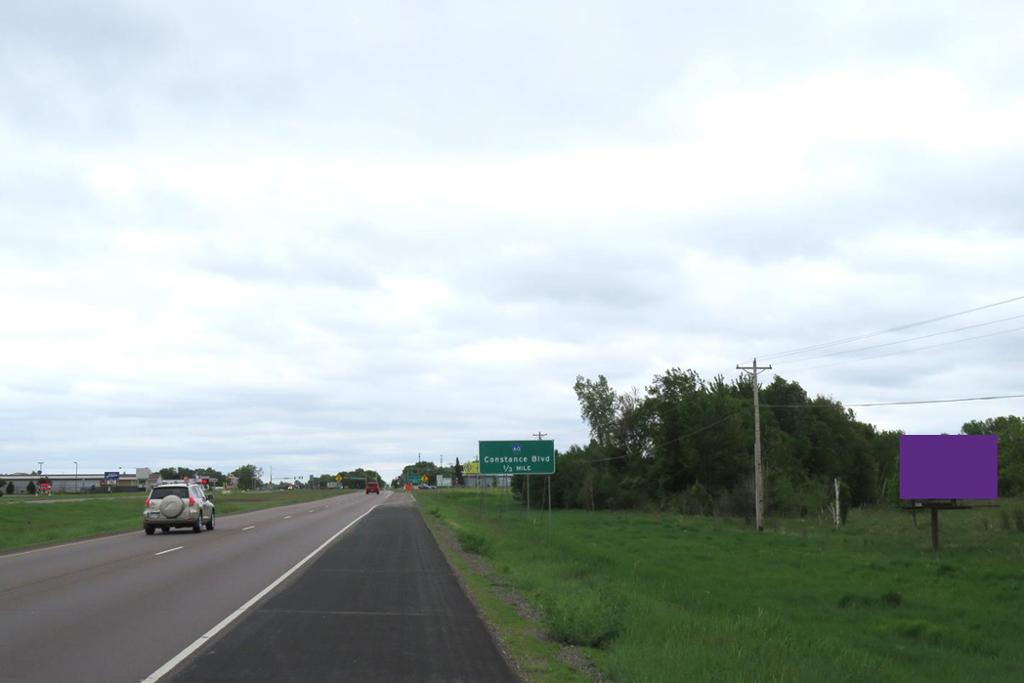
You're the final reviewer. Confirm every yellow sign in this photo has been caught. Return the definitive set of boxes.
[464,460,480,474]
[420,474,429,482]
[335,474,343,482]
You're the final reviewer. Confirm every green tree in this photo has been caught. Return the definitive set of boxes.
[5,480,12,495]
[574,375,618,448]
[962,415,1024,496]
[26,480,37,495]
[231,464,260,491]
[453,457,464,486]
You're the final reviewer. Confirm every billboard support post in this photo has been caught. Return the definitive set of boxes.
[899,435,1000,550]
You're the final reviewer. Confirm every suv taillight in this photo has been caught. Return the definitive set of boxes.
[145,498,151,508]
[189,495,196,506]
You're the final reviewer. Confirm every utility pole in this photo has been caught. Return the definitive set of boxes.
[737,358,771,532]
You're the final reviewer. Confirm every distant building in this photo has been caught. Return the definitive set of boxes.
[463,474,511,489]
[0,468,152,494]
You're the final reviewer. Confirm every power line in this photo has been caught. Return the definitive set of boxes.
[763,393,1024,408]
[762,294,1024,362]
[585,411,743,465]
[775,312,1024,367]
[798,323,1024,371]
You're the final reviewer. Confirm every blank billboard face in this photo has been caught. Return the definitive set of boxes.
[899,435,998,500]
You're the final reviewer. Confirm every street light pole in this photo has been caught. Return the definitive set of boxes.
[74,461,78,494]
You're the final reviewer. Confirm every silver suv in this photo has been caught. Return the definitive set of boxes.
[144,481,215,535]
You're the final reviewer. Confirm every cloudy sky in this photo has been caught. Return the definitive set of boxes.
[3,1,1023,482]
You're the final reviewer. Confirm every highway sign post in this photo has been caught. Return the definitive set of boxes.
[479,440,556,520]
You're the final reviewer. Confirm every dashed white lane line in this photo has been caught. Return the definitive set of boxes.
[242,525,256,531]
[308,509,315,513]
[142,505,379,683]
[283,515,292,519]
[154,546,183,557]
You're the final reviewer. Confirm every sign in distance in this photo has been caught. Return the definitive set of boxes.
[479,440,555,475]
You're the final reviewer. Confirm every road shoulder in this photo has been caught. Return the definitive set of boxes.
[416,499,597,683]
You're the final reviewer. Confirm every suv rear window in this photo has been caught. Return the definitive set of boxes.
[150,487,188,500]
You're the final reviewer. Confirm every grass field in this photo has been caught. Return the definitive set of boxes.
[419,489,1024,682]
[0,488,354,553]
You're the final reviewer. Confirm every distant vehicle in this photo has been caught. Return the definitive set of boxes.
[417,483,430,490]
[365,480,380,494]
[144,481,215,534]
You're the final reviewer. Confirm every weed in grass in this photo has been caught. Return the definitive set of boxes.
[1014,507,1024,533]
[935,563,956,577]
[543,586,624,649]
[457,530,492,557]
[879,591,903,607]
[880,618,995,656]
[837,591,902,608]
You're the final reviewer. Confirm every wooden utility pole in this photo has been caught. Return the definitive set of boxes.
[737,358,771,532]
[834,477,841,528]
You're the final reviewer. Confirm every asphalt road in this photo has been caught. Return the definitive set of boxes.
[0,491,387,682]
[166,499,517,682]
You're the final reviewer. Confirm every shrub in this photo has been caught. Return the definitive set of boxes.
[1014,507,1024,533]
[838,591,902,608]
[457,530,491,557]
[543,587,624,648]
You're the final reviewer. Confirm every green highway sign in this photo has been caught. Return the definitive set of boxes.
[479,440,555,475]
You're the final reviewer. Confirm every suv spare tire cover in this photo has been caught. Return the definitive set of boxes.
[160,495,185,518]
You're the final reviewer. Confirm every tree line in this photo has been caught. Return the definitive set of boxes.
[512,369,1023,516]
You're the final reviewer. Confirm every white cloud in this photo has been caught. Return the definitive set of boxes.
[3,1,1024,480]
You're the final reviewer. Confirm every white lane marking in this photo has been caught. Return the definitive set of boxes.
[142,505,378,683]
[410,494,416,502]
[308,509,315,513]
[283,515,292,519]
[242,525,256,531]
[154,546,184,557]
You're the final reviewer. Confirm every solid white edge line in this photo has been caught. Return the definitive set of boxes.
[140,504,378,683]
[242,525,255,531]
[154,546,183,557]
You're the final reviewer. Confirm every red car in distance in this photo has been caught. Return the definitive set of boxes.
[365,480,380,494]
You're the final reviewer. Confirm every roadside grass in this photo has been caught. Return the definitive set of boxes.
[419,501,590,683]
[0,489,353,553]
[419,489,1024,682]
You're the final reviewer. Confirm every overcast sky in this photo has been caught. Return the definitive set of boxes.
[3,1,1023,482]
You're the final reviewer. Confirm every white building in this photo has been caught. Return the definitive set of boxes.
[0,468,152,494]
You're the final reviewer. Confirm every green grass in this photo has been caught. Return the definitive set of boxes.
[0,489,353,553]
[419,500,590,683]
[419,489,1024,682]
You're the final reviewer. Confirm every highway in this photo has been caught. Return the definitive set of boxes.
[0,491,517,682]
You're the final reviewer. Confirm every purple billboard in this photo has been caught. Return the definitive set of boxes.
[899,435,998,500]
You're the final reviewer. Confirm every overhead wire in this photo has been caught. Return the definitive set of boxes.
[761,294,1024,362]
[796,323,1024,371]
[774,312,1024,368]
[585,410,744,464]
[763,393,1024,408]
